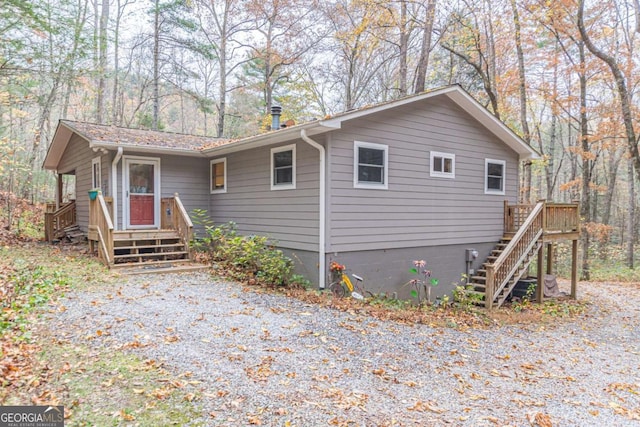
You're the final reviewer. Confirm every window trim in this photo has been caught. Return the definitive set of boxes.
[485,158,506,195]
[430,151,455,179]
[270,144,296,190]
[92,157,102,190]
[353,141,389,190]
[210,158,227,194]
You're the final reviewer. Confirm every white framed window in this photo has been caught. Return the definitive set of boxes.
[485,158,506,195]
[210,158,227,194]
[92,157,102,189]
[271,144,296,190]
[430,151,455,178]
[354,141,388,189]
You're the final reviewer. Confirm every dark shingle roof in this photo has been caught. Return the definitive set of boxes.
[62,120,229,151]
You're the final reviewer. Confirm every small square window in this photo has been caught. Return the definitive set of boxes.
[485,159,505,194]
[430,151,455,178]
[210,158,226,193]
[354,141,388,189]
[271,144,296,190]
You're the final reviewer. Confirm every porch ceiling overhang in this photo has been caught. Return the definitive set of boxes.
[202,85,539,161]
[43,121,74,170]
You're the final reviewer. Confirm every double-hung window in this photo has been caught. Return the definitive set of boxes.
[92,157,102,190]
[485,159,505,194]
[271,144,296,190]
[354,141,388,189]
[430,151,455,178]
[210,158,227,193]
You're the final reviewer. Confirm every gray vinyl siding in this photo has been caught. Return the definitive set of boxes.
[57,134,97,232]
[209,139,320,251]
[114,151,209,230]
[328,97,519,253]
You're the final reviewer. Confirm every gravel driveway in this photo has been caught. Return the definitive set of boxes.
[47,272,639,426]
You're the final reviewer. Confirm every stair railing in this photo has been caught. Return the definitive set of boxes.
[89,191,114,266]
[161,193,193,260]
[44,201,77,241]
[485,201,545,309]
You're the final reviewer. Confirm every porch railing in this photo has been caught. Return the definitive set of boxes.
[44,200,77,242]
[88,192,114,266]
[504,200,580,235]
[161,193,193,259]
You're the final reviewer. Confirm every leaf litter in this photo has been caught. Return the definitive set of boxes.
[3,239,639,427]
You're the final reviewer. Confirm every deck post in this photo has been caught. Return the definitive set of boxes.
[546,243,554,274]
[536,242,544,303]
[503,200,509,233]
[571,239,578,298]
[485,267,494,309]
[56,174,63,210]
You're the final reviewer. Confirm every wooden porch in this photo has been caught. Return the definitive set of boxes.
[88,191,196,271]
[45,191,201,273]
[469,201,580,309]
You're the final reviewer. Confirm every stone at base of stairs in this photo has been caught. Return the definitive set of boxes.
[114,261,209,275]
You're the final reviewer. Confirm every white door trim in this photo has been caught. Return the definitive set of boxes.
[123,156,161,229]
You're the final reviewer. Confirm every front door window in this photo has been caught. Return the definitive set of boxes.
[125,158,159,228]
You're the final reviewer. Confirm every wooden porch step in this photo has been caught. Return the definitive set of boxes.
[111,259,205,274]
[113,230,181,241]
[114,250,188,260]
[113,243,185,251]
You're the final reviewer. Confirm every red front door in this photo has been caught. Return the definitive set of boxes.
[126,160,157,227]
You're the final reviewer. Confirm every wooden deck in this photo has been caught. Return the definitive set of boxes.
[471,201,580,309]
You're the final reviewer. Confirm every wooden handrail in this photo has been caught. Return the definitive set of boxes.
[486,201,545,308]
[44,201,77,242]
[173,193,193,260]
[89,192,114,266]
[160,193,193,260]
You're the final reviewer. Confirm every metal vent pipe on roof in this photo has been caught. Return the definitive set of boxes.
[271,105,282,130]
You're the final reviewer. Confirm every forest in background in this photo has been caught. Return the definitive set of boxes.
[1,0,639,279]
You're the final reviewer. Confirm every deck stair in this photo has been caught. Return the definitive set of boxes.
[466,201,547,309]
[467,236,542,307]
[110,230,191,270]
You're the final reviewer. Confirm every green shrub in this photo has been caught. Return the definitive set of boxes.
[192,214,300,287]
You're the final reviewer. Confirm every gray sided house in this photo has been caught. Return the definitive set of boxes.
[45,85,575,304]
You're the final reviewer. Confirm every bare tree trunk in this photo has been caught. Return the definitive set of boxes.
[398,0,408,96]
[635,0,640,33]
[509,0,532,202]
[96,0,109,123]
[578,0,640,185]
[627,159,635,268]
[112,0,130,126]
[599,149,622,260]
[414,0,436,94]
[546,42,559,200]
[153,0,160,130]
[578,41,591,281]
[217,33,226,137]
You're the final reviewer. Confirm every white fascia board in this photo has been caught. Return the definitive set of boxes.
[202,121,338,156]
[444,89,540,161]
[89,142,207,157]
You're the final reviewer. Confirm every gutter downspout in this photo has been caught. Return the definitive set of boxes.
[300,129,326,289]
[111,147,123,230]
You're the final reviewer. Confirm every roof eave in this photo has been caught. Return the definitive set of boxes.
[89,141,206,157]
[443,89,540,161]
[201,121,339,156]
[43,121,74,170]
